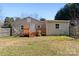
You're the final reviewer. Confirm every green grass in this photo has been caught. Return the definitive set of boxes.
[0,36,78,56]
[47,36,74,40]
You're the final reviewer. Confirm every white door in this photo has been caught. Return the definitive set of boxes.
[29,23,36,32]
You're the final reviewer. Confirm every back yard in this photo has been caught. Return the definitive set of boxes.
[0,36,79,56]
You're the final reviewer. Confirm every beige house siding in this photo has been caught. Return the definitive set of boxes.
[31,19,46,31]
[46,20,70,35]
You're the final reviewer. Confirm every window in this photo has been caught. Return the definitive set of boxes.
[21,25,24,30]
[55,24,59,29]
[37,25,41,28]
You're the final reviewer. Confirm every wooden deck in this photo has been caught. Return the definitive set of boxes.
[21,26,46,37]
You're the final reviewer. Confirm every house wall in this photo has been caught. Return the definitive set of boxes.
[31,19,42,29]
[12,19,29,35]
[46,20,70,36]
[31,19,46,35]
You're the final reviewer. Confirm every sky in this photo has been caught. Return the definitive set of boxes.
[0,3,66,20]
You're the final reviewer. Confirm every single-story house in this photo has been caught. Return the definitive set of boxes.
[12,17,70,36]
[12,17,46,36]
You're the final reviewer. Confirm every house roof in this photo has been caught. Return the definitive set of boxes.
[46,20,70,23]
[15,17,70,23]
[23,16,41,22]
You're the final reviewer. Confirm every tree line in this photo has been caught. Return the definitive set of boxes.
[55,3,79,20]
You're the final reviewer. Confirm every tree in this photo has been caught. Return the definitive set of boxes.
[2,17,14,28]
[40,18,46,21]
[55,3,79,20]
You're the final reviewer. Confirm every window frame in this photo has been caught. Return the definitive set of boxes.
[55,24,59,29]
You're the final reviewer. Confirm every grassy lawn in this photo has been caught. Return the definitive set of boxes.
[0,36,79,56]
